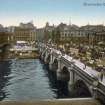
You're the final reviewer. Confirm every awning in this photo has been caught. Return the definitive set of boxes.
[16,41,27,44]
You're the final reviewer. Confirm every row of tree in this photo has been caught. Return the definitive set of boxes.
[43,27,61,45]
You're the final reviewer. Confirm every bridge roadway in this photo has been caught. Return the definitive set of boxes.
[0,98,101,105]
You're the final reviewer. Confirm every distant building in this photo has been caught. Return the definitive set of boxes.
[59,23,79,43]
[58,23,105,46]
[36,28,45,42]
[19,22,35,29]
[95,31,105,44]
[13,22,36,44]
[32,22,105,46]
[45,22,55,32]
[80,25,105,45]
[36,22,55,42]
[0,24,6,32]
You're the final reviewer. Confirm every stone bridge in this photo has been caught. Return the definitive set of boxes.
[39,43,105,104]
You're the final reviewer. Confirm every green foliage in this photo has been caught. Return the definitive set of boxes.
[51,27,60,45]
[51,30,55,43]
[44,30,51,43]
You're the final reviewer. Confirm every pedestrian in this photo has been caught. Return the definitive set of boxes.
[100,68,104,81]
[83,60,86,70]
[83,63,86,70]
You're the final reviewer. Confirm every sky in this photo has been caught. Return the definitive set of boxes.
[0,0,105,28]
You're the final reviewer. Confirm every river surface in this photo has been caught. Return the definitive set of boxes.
[0,59,71,101]
[0,59,91,101]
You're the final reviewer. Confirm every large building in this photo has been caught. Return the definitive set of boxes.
[59,23,79,43]
[13,22,36,44]
[35,22,105,47]
[79,25,105,46]
[57,23,105,46]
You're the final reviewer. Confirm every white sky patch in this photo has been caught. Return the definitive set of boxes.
[0,15,105,28]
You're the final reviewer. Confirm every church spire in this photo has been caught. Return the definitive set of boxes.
[69,18,72,26]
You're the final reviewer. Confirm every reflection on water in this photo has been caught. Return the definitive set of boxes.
[42,64,70,99]
[0,61,11,100]
[0,59,70,101]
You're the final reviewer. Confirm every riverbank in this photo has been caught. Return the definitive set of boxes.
[0,51,39,61]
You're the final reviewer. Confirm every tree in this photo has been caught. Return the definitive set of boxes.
[55,27,61,47]
[51,27,61,48]
[44,30,50,43]
[51,30,55,43]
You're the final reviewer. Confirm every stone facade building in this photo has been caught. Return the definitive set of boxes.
[13,22,36,44]
[58,23,105,46]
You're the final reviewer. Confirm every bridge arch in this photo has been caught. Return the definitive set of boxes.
[52,59,58,71]
[46,54,51,64]
[73,79,92,97]
[62,66,70,81]
[59,66,70,82]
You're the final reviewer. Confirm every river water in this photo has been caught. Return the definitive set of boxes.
[0,59,71,101]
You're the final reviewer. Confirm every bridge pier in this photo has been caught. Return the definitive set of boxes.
[40,47,46,61]
[56,55,62,80]
[68,67,75,92]
[44,48,49,63]
[41,52,45,61]
[49,52,53,70]
[92,80,99,99]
